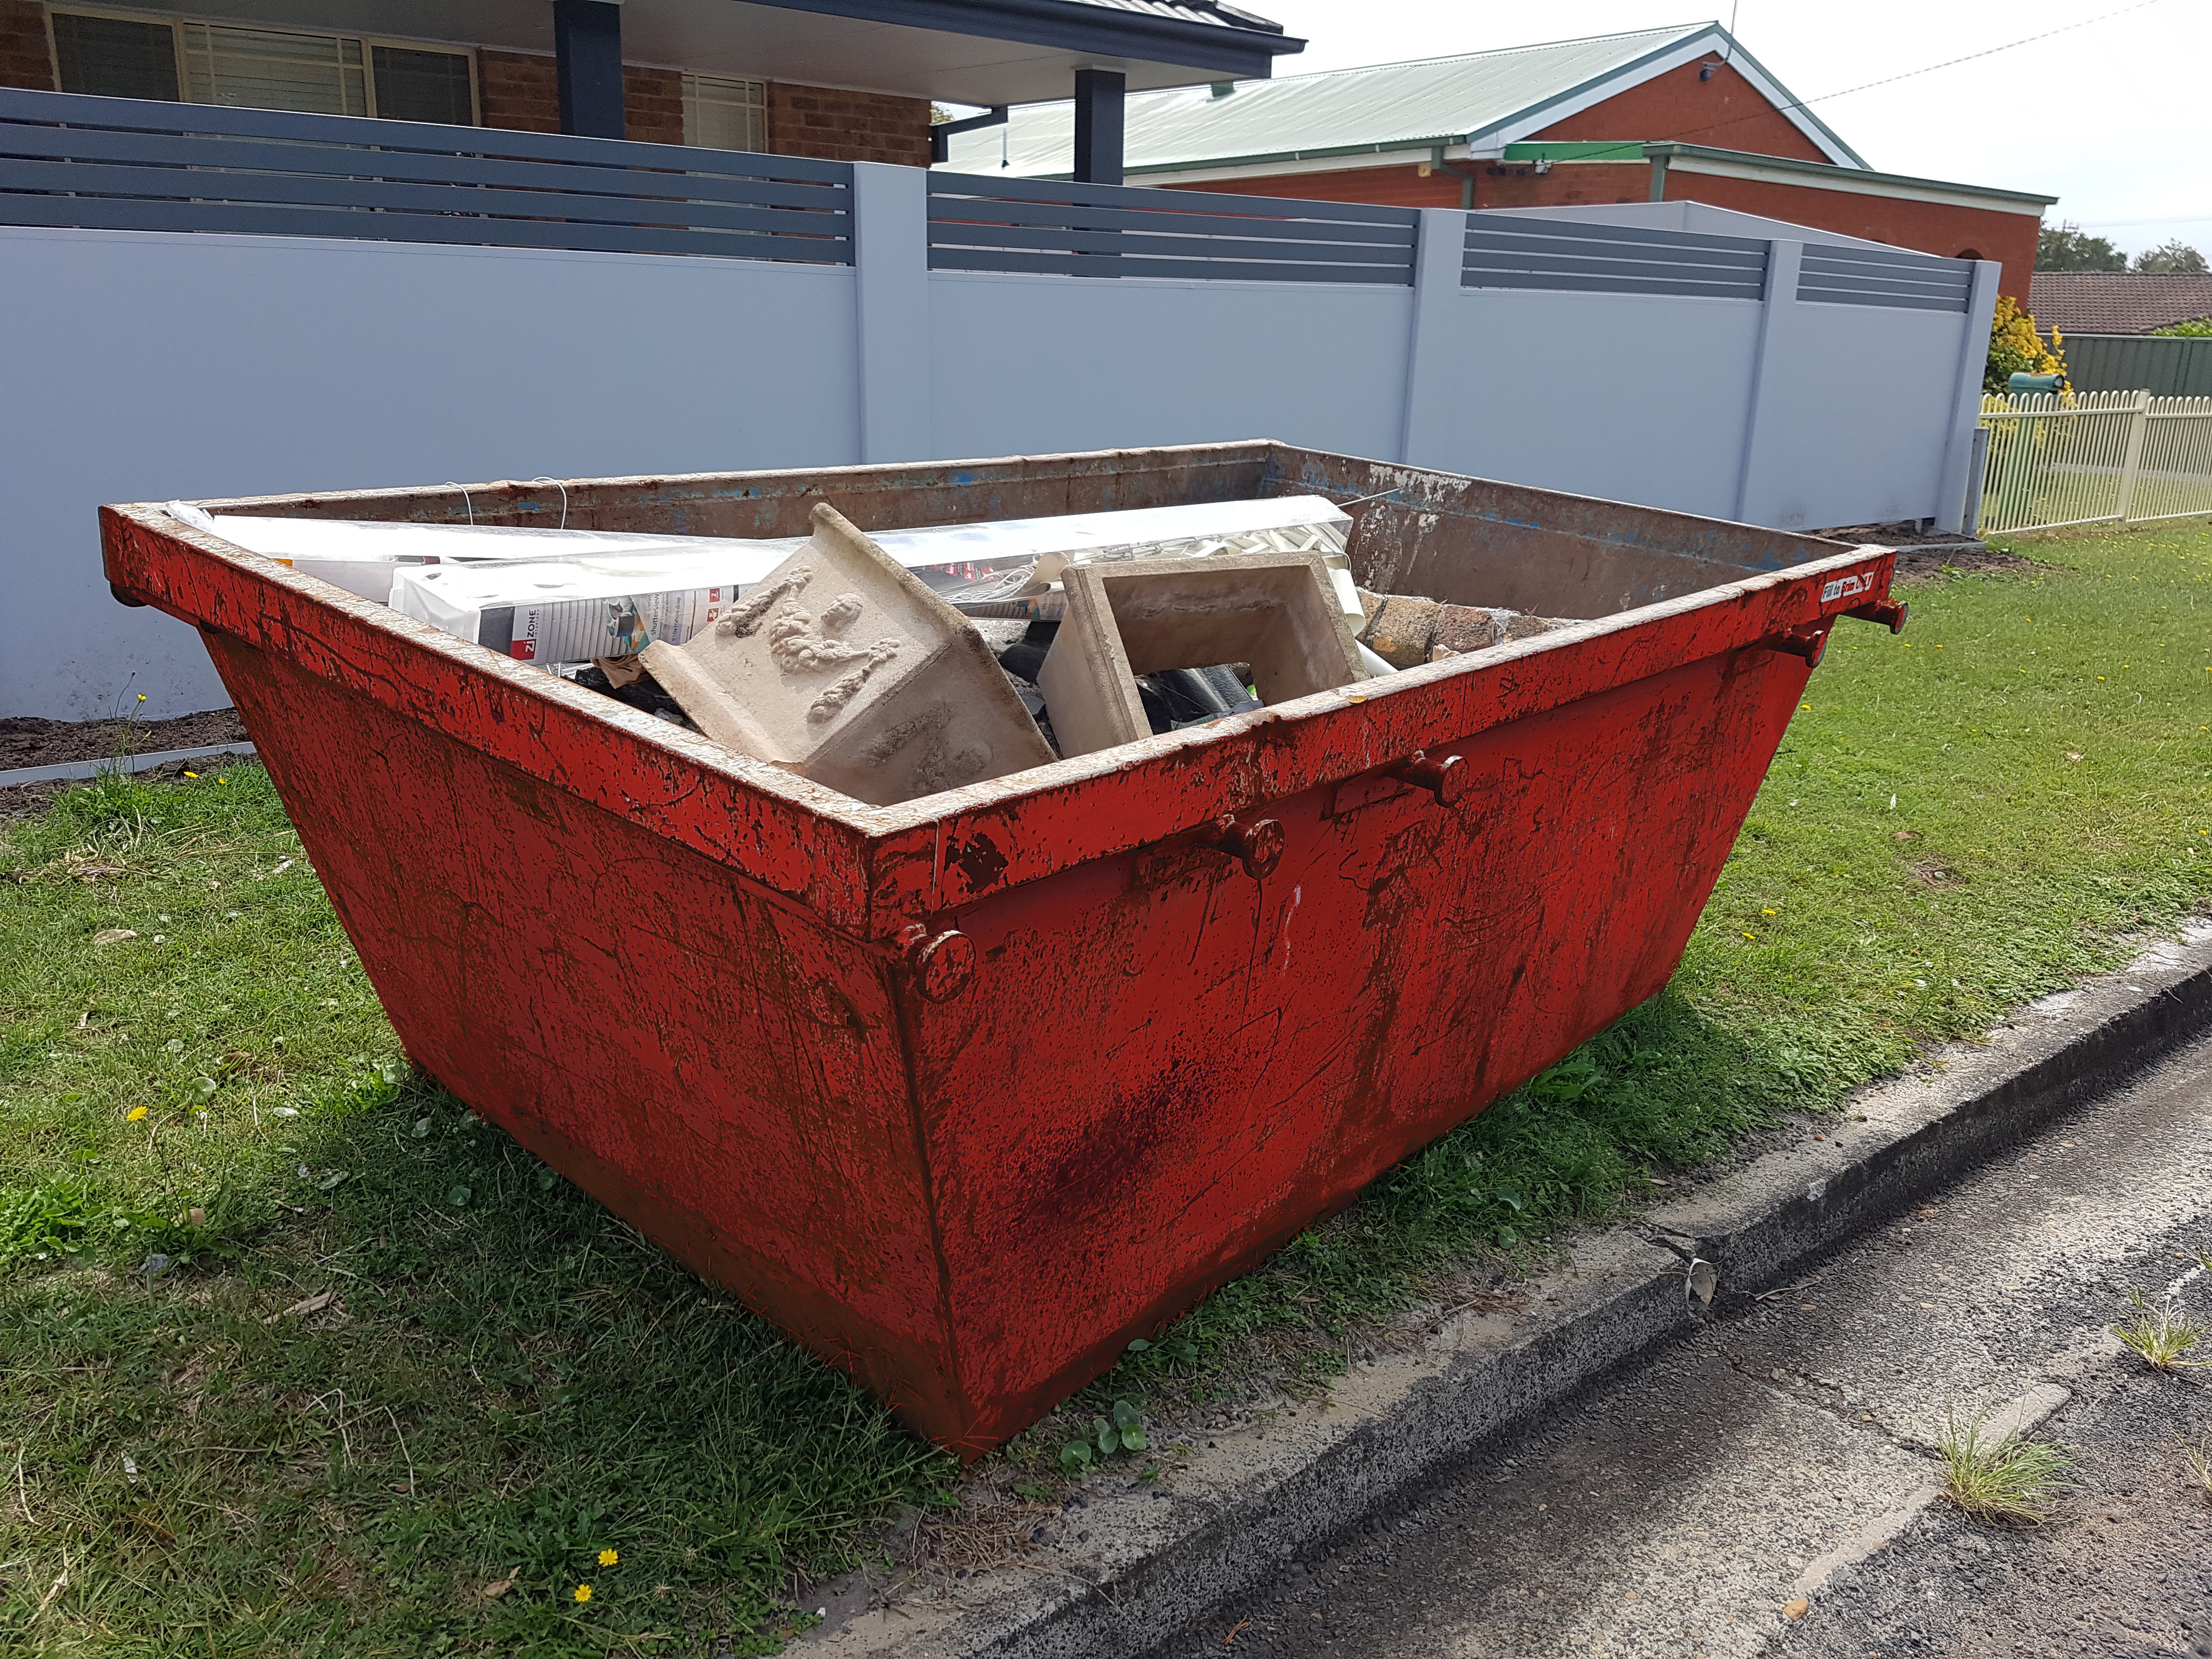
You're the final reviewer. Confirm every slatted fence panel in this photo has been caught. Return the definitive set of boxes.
[1796,242,1972,313]
[1462,214,1769,300]
[0,85,853,261]
[927,171,1419,285]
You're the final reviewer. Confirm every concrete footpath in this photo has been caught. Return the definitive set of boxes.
[806,923,2212,1659]
[1148,1024,2212,1657]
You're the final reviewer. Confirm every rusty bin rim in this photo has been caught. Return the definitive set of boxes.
[101,442,1894,943]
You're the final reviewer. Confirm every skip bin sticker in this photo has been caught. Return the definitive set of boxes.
[1821,572,1878,604]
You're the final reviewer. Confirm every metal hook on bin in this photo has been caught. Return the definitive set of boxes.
[1391,749,1469,808]
[898,924,976,1003]
[1201,815,1285,882]
[1766,628,1830,667]
[1847,597,1909,634]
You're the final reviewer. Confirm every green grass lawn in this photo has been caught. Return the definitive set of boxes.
[4,521,2208,1654]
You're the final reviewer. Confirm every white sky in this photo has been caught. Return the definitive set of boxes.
[1243,0,2209,257]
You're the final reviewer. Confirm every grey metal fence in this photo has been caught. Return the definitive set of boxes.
[0,86,854,261]
[1461,214,1768,300]
[926,170,1419,284]
[1795,242,1973,313]
[2059,333,2212,397]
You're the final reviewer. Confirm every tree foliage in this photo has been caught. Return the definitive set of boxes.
[2132,239,2209,274]
[2152,317,2212,337]
[2038,221,2126,272]
[1985,295,2067,393]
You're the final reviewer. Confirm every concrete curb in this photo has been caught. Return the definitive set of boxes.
[0,742,258,788]
[805,923,2212,1659]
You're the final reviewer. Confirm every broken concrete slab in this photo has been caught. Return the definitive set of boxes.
[1358,594,1441,670]
[1036,550,1368,759]
[1426,607,1582,661]
[1429,603,1503,656]
[641,503,1055,806]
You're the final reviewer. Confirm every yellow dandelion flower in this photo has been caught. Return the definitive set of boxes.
[597,1549,618,1567]
[574,1584,592,1603]
[1762,909,1777,915]
[183,770,199,779]
[127,1106,149,1122]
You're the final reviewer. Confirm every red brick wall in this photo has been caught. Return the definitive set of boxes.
[623,63,683,146]
[0,0,54,91]
[1658,171,2039,299]
[478,49,560,134]
[477,52,682,145]
[1532,58,1830,161]
[768,81,930,167]
[478,53,925,162]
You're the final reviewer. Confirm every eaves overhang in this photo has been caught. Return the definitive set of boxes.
[770,0,1304,78]
[1645,142,2059,214]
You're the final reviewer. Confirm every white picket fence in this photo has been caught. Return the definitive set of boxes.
[1977,390,2212,535]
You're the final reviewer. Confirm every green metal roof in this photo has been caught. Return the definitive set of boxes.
[939,21,1866,177]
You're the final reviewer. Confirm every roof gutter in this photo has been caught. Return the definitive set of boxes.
[764,0,1307,78]
[1642,142,2059,211]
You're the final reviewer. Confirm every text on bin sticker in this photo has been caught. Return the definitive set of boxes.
[1821,572,1878,604]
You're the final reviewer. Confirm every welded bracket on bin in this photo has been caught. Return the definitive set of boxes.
[1765,627,1829,667]
[1200,815,1285,882]
[1391,749,1469,808]
[1847,598,1909,634]
[898,924,977,1003]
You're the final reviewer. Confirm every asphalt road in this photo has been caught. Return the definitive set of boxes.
[1153,1033,2212,1659]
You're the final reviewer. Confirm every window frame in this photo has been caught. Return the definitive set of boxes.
[681,71,770,156]
[43,3,482,126]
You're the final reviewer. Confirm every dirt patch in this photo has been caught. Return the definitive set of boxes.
[1815,523,2042,583]
[1,708,248,772]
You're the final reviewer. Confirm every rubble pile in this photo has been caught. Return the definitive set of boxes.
[171,493,1587,808]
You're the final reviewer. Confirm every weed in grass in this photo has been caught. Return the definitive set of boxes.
[2180,1433,2212,1504]
[1936,1409,2076,1524]
[2111,1289,2207,1373]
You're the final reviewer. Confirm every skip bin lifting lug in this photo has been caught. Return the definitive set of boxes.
[898,924,977,1003]
[1201,815,1285,881]
[1391,749,1469,808]
[1847,597,1909,634]
[1766,628,1829,667]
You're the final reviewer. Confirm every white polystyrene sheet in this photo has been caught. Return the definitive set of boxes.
[175,496,1357,657]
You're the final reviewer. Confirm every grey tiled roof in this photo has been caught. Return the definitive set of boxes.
[2027,273,2212,335]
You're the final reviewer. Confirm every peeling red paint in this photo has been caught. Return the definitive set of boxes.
[99,442,1897,1457]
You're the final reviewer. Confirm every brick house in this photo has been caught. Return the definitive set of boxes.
[0,0,1300,173]
[940,22,2056,297]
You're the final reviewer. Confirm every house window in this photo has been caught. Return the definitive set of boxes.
[49,8,477,125]
[179,24,372,117]
[683,74,767,154]
[50,11,177,101]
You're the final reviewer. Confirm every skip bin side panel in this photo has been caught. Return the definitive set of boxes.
[201,633,967,1427]
[911,642,1810,1448]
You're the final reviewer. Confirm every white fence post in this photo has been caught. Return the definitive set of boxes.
[850,161,932,464]
[2114,388,2152,523]
[1398,207,1465,467]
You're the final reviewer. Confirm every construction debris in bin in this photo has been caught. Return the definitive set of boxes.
[166,491,1590,808]
[640,505,1057,806]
